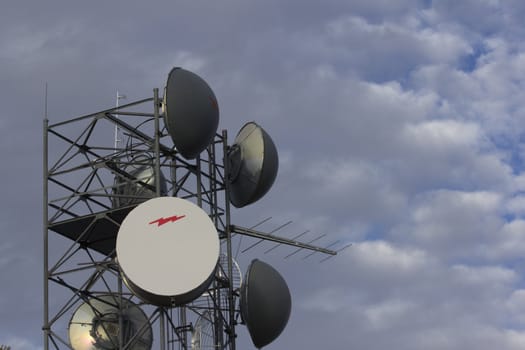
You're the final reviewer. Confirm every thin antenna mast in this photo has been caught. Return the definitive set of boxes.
[114,91,126,150]
[44,83,48,121]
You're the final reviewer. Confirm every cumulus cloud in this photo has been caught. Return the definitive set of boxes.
[350,240,428,273]
[410,37,525,141]
[0,336,42,350]
[401,119,481,151]
[296,239,522,349]
[390,190,503,259]
[325,14,472,69]
[4,1,525,350]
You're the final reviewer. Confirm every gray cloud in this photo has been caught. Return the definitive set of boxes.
[3,1,525,349]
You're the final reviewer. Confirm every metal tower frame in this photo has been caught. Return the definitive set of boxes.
[43,89,337,350]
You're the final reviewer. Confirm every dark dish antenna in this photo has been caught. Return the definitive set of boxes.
[43,66,346,350]
[163,67,219,160]
[227,122,278,208]
[240,259,291,349]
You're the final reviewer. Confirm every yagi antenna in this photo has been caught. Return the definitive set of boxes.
[234,216,273,259]
[320,243,353,263]
[302,240,340,260]
[264,230,310,254]
[284,233,328,259]
[231,225,336,256]
[240,220,293,253]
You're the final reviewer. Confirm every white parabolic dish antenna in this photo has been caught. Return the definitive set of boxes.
[116,197,220,306]
[68,295,153,350]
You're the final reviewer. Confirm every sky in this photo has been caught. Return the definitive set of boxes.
[3,0,525,349]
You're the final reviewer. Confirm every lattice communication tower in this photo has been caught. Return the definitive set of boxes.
[43,67,341,350]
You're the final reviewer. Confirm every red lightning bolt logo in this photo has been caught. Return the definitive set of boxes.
[149,215,186,227]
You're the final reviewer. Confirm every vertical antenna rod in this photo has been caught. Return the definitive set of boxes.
[43,82,50,350]
[114,91,126,150]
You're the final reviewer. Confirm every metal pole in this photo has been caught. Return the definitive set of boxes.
[208,143,223,349]
[179,307,187,350]
[114,91,119,150]
[118,274,123,350]
[160,309,166,350]
[208,144,218,226]
[196,154,202,207]
[153,88,167,350]
[153,88,161,197]
[222,130,236,350]
[43,115,50,350]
